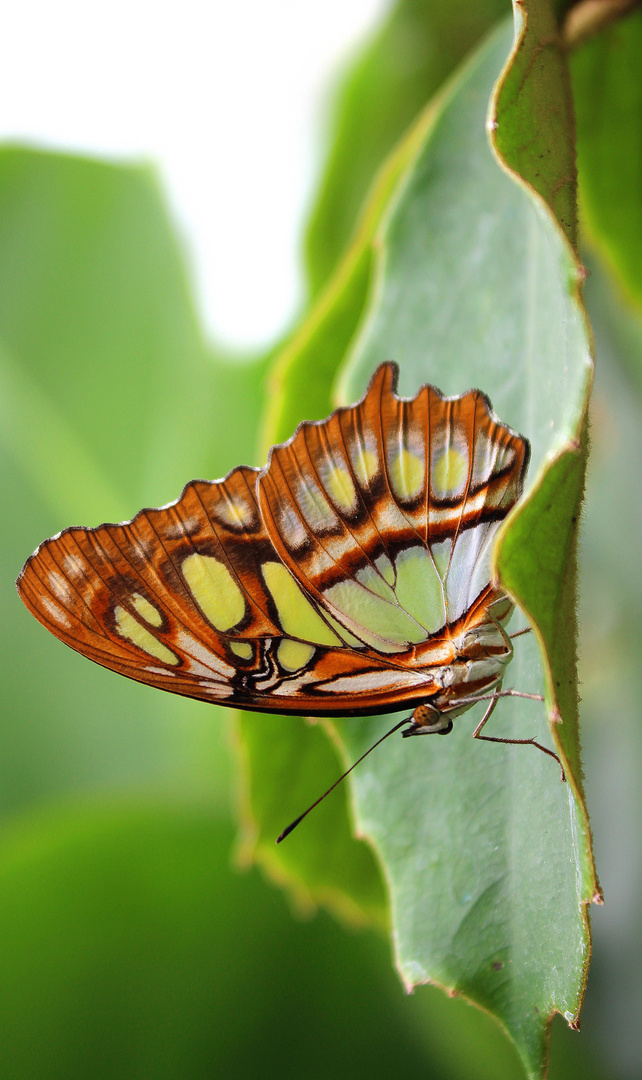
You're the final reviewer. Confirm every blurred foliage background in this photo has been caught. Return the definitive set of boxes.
[2,2,641,1078]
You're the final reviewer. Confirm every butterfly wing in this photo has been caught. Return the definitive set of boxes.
[17,363,528,715]
[259,363,528,659]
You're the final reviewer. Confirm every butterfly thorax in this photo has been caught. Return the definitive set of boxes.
[406,603,513,734]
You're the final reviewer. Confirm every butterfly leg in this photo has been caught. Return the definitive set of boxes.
[471,691,566,781]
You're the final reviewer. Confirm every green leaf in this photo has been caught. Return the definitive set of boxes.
[305,0,507,294]
[243,8,598,1078]
[577,253,642,1074]
[0,803,479,1080]
[572,8,642,320]
[0,800,603,1080]
[261,109,429,452]
[0,149,267,521]
[236,713,387,926]
[0,147,267,815]
[492,0,577,247]
[337,12,596,1075]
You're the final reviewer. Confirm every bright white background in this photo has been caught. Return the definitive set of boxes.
[2,1,384,349]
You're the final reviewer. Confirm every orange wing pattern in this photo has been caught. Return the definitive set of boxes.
[17,364,528,718]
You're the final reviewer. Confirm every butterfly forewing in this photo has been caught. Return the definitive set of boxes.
[17,363,529,717]
[259,365,527,657]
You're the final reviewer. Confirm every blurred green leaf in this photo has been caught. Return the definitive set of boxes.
[261,94,432,453]
[0,148,267,520]
[0,800,606,1080]
[0,147,268,815]
[305,0,507,294]
[0,801,545,1080]
[572,8,642,326]
[236,713,387,927]
[577,252,642,1078]
[0,805,417,1079]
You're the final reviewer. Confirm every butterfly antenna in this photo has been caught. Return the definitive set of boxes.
[276,716,411,843]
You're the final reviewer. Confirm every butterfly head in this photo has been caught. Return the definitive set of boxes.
[402,702,454,738]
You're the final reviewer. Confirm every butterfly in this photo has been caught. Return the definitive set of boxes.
[18,361,558,834]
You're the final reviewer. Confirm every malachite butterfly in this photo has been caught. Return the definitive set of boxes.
[18,362,559,833]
